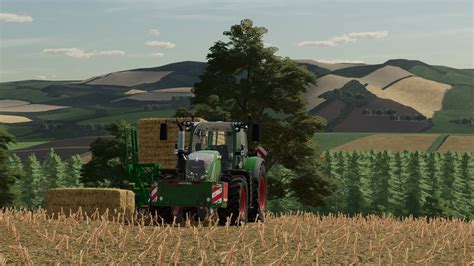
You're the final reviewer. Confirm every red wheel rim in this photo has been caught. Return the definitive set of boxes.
[239,186,247,218]
[259,175,266,211]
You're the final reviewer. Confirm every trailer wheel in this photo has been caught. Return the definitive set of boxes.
[218,176,249,225]
[249,165,267,222]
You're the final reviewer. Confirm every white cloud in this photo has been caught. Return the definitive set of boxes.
[149,29,160,36]
[0,13,33,23]
[35,75,47,80]
[347,31,388,39]
[151,52,164,58]
[298,31,388,47]
[42,48,125,59]
[94,50,125,56]
[144,41,176,48]
[316,59,365,64]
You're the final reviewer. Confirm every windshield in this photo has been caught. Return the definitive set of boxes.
[185,152,215,180]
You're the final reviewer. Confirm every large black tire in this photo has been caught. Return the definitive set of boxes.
[249,165,267,222]
[218,176,249,225]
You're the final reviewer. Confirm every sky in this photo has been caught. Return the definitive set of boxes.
[0,0,473,82]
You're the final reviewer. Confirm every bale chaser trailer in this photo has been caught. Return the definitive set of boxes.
[124,118,267,224]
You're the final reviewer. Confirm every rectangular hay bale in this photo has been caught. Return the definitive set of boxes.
[45,188,135,221]
[138,117,205,168]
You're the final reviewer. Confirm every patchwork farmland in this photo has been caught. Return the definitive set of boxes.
[314,133,474,152]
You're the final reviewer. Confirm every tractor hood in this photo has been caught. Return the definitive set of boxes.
[185,150,221,182]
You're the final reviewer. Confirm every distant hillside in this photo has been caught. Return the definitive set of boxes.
[0,59,472,142]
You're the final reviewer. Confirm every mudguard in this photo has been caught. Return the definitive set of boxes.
[243,156,265,181]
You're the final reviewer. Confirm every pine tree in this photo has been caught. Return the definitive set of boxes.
[65,155,83,187]
[25,154,45,207]
[404,151,423,217]
[331,152,347,213]
[0,128,17,207]
[322,152,339,213]
[8,154,24,207]
[345,152,366,216]
[367,151,391,215]
[43,148,67,188]
[422,152,443,218]
[439,151,457,217]
[388,152,406,216]
[452,153,472,219]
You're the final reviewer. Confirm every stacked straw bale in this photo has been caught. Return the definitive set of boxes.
[45,188,135,221]
[138,117,205,168]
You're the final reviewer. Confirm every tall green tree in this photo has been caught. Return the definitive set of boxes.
[65,155,83,187]
[439,151,457,217]
[367,151,391,215]
[24,154,44,208]
[404,151,424,217]
[81,120,130,188]
[422,152,443,218]
[8,154,24,207]
[0,128,17,207]
[178,19,331,207]
[388,152,407,216]
[452,153,472,219]
[345,152,366,215]
[43,148,67,188]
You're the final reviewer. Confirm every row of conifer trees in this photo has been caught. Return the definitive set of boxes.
[9,149,83,208]
[321,151,473,219]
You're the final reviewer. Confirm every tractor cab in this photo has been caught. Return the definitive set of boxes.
[189,122,249,170]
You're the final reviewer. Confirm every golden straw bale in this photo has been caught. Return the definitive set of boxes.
[138,117,205,168]
[45,188,135,221]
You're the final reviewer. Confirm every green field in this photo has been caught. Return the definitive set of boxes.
[37,108,96,121]
[8,141,48,151]
[429,85,474,133]
[77,109,176,125]
[314,132,371,151]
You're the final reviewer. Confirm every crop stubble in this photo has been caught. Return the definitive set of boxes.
[0,209,472,264]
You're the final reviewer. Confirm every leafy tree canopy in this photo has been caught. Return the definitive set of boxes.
[177,19,332,206]
[81,121,130,188]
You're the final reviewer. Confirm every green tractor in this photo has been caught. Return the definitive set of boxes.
[124,120,267,224]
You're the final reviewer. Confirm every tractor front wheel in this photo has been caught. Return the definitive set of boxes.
[218,176,249,225]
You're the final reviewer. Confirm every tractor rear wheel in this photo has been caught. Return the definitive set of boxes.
[249,165,267,222]
[218,176,249,225]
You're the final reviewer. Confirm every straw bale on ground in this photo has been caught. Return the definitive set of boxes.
[45,188,135,221]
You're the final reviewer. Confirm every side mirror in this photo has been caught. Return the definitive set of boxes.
[252,124,260,142]
[160,123,168,140]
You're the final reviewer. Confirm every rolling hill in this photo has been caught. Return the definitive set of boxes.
[0,59,472,147]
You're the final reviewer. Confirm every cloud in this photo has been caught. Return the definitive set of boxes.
[0,13,33,23]
[151,52,164,58]
[149,29,160,36]
[144,41,176,48]
[316,59,365,64]
[298,31,388,47]
[42,48,125,59]
[35,75,47,80]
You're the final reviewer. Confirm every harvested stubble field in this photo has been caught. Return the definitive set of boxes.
[0,209,472,265]
[331,134,439,152]
[437,136,474,153]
